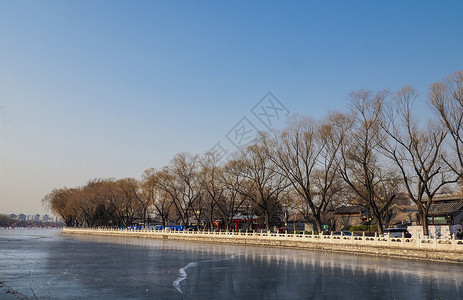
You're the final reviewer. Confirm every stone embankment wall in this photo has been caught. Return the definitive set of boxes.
[62,228,463,263]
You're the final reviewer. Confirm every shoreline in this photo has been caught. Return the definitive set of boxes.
[62,228,463,264]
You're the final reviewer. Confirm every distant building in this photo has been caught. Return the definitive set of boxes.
[212,211,260,230]
[388,205,419,227]
[286,212,314,232]
[33,214,41,222]
[333,205,366,230]
[3,213,63,224]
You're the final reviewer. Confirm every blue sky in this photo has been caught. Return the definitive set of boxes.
[1,1,463,214]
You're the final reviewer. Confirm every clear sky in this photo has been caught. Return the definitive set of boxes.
[1,1,463,215]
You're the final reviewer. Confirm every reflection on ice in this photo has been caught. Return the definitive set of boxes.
[70,232,462,287]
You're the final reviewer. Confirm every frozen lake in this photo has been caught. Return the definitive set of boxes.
[1,229,461,299]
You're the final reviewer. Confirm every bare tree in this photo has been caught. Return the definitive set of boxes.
[118,177,150,227]
[234,142,289,231]
[218,159,252,231]
[100,179,127,227]
[113,178,141,226]
[429,70,463,176]
[42,187,83,227]
[81,179,112,227]
[76,182,99,227]
[312,115,347,230]
[43,180,138,228]
[198,152,225,229]
[265,115,342,232]
[141,168,174,228]
[320,113,355,230]
[381,86,457,236]
[155,153,202,227]
[336,90,399,234]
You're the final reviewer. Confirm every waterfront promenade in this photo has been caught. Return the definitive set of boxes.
[63,227,463,263]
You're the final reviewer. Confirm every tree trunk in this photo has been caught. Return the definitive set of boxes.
[314,217,322,233]
[422,214,429,237]
[265,212,270,231]
[374,215,384,235]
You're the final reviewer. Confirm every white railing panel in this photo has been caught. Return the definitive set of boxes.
[64,228,463,252]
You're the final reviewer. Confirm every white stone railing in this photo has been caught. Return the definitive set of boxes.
[64,227,463,252]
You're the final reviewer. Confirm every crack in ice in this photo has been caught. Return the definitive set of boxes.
[172,255,238,294]
[173,262,197,293]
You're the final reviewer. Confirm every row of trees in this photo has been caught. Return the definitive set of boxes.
[43,71,463,235]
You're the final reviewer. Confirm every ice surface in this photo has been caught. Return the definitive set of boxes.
[1,229,461,299]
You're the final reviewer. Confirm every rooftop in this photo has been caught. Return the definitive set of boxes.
[428,201,463,217]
